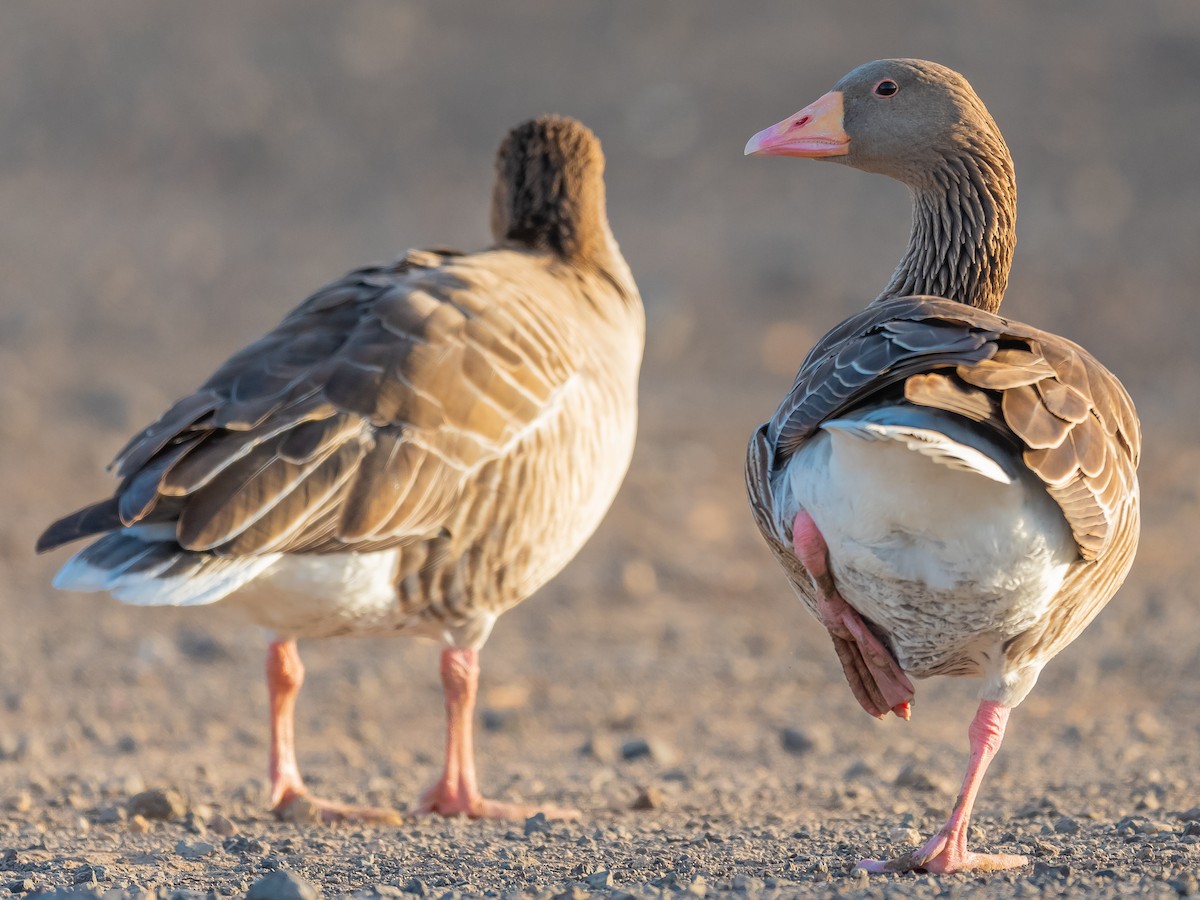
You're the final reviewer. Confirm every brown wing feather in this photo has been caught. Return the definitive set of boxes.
[903,373,998,423]
[43,248,584,557]
[747,293,1140,582]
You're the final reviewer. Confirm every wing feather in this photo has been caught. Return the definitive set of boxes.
[748,294,1140,571]
[48,249,588,557]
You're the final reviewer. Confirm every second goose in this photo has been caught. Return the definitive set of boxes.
[744,59,1140,873]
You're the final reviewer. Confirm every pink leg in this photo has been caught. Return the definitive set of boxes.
[793,511,914,719]
[859,701,1028,873]
[267,640,401,825]
[417,647,578,821]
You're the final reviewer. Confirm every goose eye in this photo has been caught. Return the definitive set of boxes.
[874,80,899,97]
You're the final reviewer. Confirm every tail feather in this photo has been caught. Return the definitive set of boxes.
[52,529,278,606]
[37,498,123,553]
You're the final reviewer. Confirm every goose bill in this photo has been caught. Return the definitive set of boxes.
[744,91,850,158]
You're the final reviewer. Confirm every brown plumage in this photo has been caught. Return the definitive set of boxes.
[752,295,1139,561]
[40,115,644,822]
[744,59,1139,872]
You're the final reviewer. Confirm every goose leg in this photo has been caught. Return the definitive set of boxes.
[417,647,578,820]
[792,511,914,718]
[859,700,1027,873]
[267,640,402,825]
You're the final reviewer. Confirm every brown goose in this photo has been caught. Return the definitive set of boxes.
[744,60,1140,873]
[38,115,644,823]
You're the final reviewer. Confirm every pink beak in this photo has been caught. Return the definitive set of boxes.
[744,91,850,158]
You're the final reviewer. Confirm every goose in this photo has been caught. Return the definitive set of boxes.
[743,60,1140,873]
[38,115,644,824]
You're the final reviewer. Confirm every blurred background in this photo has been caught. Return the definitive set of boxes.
[2,0,1198,846]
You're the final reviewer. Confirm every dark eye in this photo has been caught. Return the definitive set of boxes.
[874,79,899,97]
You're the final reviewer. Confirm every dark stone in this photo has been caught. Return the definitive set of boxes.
[780,728,814,755]
[524,812,551,836]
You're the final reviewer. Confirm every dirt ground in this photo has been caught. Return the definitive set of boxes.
[3,2,1200,897]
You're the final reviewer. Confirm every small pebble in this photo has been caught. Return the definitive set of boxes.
[524,812,551,836]
[72,864,107,885]
[176,839,217,860]
[631,787,663,810]
[842,760,876,781]
[1032,861,1071,879]
[245,870,321,900]
[9,791,32,813]
[578,734,617,762]
[620,737,675,764]
[622,558,658,596]
[585,870,613,889]
[225,836,270,856]
[208,812,237,836]
[481,709,514,732]
[1115,815,1146,833]
[732,875,764,894]
[176,627,230,663]
[0,733,27,761]
[1033,837,1061,856]
[1054,815,1081,835]
[65,792,88,810]
[128,814,151,833]
[128,788,187,821]
[893,763,943,793]
[621,738,653,761]
[889,826,922,845]
[95,805,125,825]
[780,728,814,755]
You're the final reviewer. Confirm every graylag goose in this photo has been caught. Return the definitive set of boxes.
[38,115,644,824]
[744,60,1140,873]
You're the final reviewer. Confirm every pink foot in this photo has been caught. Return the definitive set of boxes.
[858,827,1027,873]
[274,791,403,826]
[792,511,914,718]
[417,779,579,821]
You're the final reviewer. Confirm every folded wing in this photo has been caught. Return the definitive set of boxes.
[748,294,1140,569]
[40,250,582,558]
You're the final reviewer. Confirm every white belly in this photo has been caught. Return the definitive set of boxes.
[224,550,491,645]
[786,413,1075,678]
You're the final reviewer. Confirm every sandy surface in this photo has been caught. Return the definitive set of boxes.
[3,2,1200,897]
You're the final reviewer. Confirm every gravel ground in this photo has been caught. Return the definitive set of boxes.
[3,3,1200,897]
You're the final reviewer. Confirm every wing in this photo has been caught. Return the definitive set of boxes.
[748,294,1140,567]
[41,248,584,556]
